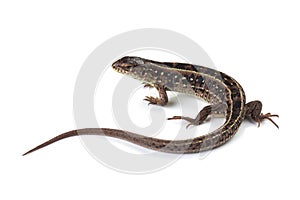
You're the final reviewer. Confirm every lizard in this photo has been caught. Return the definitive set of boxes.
[23,56,278,155]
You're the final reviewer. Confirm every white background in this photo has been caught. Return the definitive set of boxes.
[1,0,299,199]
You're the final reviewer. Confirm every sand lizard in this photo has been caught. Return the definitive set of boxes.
[23,56,278,155]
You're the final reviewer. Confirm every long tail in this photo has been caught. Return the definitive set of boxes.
[23,130,77,156]
[23,128,119,156]
[23,127,230,155]
[23,128,171,155]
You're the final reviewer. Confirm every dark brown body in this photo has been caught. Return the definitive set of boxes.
[23,57,278,155]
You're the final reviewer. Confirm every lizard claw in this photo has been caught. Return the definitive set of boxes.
[144,96,158,105]
[257,113,279,129]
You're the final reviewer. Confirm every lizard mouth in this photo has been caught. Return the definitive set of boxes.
[112,65,128,74]
[112,60,131,74]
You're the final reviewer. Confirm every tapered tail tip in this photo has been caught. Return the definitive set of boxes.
[22,145,43,156]
[22,150,32,156]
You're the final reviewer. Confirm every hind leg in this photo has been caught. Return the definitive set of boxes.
[168,103,227,128]
[245,100,279,128]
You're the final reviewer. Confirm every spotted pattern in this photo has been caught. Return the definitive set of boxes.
[23,56,247,155]
[111,57,246,153]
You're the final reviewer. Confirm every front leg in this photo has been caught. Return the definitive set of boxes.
[144,84,168,106]
[245,100,279,128]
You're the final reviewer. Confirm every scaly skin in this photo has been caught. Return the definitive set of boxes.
[23,56,278,155]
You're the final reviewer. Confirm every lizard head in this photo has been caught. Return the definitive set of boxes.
[112,56,146,74]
